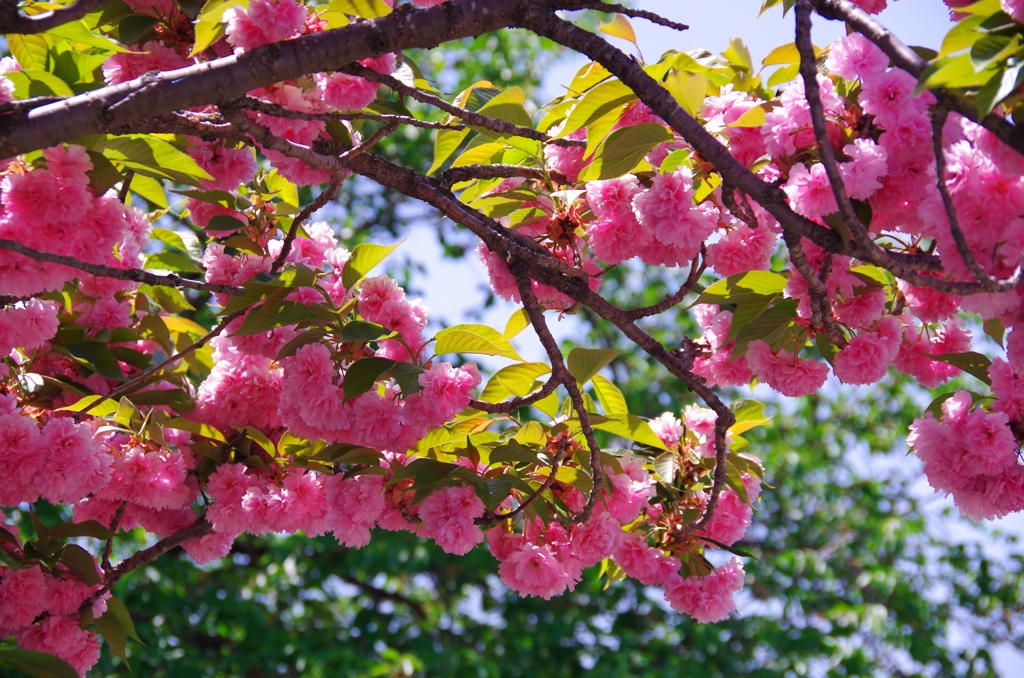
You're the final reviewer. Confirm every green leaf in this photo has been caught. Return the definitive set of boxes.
[407,458,459,488]
[579,123,674,181]
[190,0,247,55]
[591,374,627,415]
[343,357,396,401]
[342,240,403,289]
[721,38,753,73]
[970,33,1021,71]
[144,251,201,273]
[59,543,101,586]
[502,308,530,339]
[96,136,215,186]
[94,608,129,665]
[131,173,168,208]
[434,324,523,361]
[599,14,638,45]
[329,0,391,18]
[0,649,79,678]
[514,420,548,447]
[729,398,770,435]
[491,441,542,465]
[665,70,707,117]
[727,105,767,128]
[939,14,986,57]
[567,347,618,385]
[58,395,120,417]
[932,351,993,385]
[105,595,143,644]
[984,317,1005,347]
[560,79,634,138]
[731,299,800,358]
[234,301,324,336]
[652,450,676,482]
[338,320,393,343]
[66,342,124,380]
[590,414,668,450]
[767,63,800,88]
[693,270,789,306]
[163,417,228,442]
[48,20,131,52]
[478,476,513,510]
[243,426,276,456]
[6,69,74,98]
[976,60,1024,116]
[762,43,801,66]
[8,34,49,70]
[429,127,471,175]
[917,52,997,92]
[50,520,114,540]
[479,362,550,403]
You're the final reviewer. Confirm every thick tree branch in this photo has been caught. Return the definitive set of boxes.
[0,238,245,295]
[0,0,582,156]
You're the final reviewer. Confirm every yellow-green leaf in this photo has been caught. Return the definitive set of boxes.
[599,14,637,46]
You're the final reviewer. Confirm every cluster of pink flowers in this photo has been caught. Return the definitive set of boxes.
[908,392,1024,520]
[0,513,110,675]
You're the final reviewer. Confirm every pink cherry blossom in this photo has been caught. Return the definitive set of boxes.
[418,485,486,555]
[664,557,745,623]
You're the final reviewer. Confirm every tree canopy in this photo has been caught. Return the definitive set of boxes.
[1,0,1024,675]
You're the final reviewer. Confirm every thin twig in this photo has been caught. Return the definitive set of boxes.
[100,501,129,577]
[339,63,585,148]
[569,2,689,32]
[271,177,343,273]
[480,435,569,524]
[436,164,566,190]
[0,238,245,296]
[930,105,1023,290]
[470,372,561,413]
[234,96,463,131]
[627,247,706,320]
[509,258,604,524]
[77,310,245,418]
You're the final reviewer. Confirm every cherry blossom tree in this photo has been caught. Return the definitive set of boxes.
[1,0,1023,674]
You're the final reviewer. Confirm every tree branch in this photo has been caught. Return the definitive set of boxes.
[339,63,585,148]
[930,105,1023,290]
[105,520,212,589]
[626,247,705,320]
[436,164,565,190]
[568,2,689,32]
[234,96,462,131]
[469,372,560,413]
[0,0,580,156]
[77,309,246,418]
[0,0,105,34]
[0,238,245,295]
